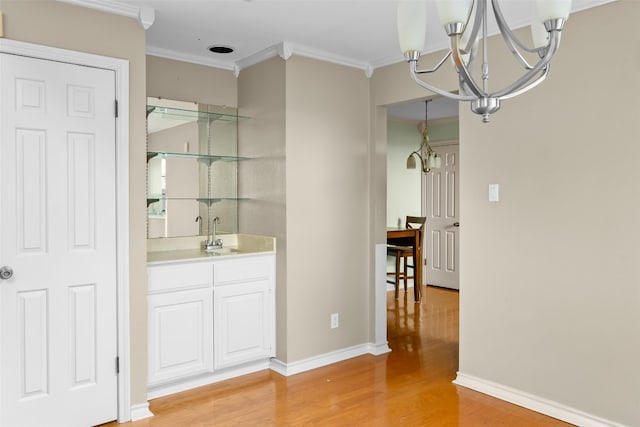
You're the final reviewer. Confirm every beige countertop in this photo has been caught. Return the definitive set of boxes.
[147,234,276,265]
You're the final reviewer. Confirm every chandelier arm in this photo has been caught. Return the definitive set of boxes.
[497,66,550,101]
[451,35,486,98]
[464,27,480,76]
[459,74,476,98]
[492,1,535,69]
[414,51,453,75]
[492,31,559,98]
[409,60,476,101]
[461,0,484,55]
[410,151,429,173]
[493,0,541,56]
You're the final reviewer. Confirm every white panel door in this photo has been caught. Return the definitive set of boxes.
[0,53,118,427]
[425,145,460,290]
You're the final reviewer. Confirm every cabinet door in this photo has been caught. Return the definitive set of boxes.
[148,288,213,385]
[214,280,273,369]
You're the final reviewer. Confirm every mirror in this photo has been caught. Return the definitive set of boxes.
[146,97,242,239]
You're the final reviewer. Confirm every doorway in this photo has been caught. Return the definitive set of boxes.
[386,97,460,292]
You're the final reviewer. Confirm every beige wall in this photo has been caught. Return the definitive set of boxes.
[284,56,371,361]
[146,55,237,106]
[0,0,149,407]
[239,56,372,362]
[460,2,640,424]
[237,56,288,358]
[372,1,639,425]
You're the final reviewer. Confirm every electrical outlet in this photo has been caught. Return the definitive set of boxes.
[330,313,339,329]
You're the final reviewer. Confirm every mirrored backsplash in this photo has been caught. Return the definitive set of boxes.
[146,97,247,239]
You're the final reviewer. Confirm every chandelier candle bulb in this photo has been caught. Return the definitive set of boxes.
[536,0,571,21]
[436,0,473,27]
[397,0,427,54]
[531,15,550,49]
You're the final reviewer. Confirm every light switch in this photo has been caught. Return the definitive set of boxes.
[489,184,499,202]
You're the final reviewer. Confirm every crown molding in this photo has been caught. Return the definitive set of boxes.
[234,41,375,78]
[233,42,287,77]
[57,0,155,29]
[146,46,236,72]
[290,43,373,77]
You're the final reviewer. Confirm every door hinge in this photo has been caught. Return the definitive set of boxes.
[116,356,120,375]
[114,100,118,118]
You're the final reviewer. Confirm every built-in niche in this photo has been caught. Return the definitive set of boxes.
[146,97,247,240]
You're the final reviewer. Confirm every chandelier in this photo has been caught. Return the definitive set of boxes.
[397,0,571,123]
[406,100,441,173]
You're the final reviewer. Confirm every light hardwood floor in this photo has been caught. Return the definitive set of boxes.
[105,286,570,426]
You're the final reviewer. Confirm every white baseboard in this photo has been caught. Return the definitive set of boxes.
[270,343,384,377]
[130,402,153,421]
[148,359,271,400]
[368,341,392,356]
[454,372,625,427]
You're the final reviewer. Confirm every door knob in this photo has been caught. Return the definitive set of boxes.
[0,266,14,280]
[453,222,460,227]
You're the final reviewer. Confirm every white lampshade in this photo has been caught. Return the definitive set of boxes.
[434,155,442,169]
[397,0,427,54]
[536,0,572,22]
[531,5,549,48]
[435,0,473,27]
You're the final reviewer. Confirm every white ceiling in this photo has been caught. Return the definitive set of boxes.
[76,0,613,119]
[111,0,611,74]
[388,96,459,121]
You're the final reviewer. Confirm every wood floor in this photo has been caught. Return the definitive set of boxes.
[107,286,570,426]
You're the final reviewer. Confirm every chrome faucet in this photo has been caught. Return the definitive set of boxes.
[211,216,221,246]
[195,215,203,235]
[203,216,223,251]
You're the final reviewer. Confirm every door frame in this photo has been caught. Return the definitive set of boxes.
[0,39,131,422]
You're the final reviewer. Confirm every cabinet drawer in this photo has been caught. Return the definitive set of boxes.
[148,261,212,293]
[213,255,274,285]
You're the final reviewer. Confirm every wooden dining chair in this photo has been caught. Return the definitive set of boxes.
[387,216,426,299]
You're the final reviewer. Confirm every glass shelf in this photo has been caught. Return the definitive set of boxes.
[148,196,248,204]
[147,99,246,239]
[147,151,249,164]
[147,104,249,123]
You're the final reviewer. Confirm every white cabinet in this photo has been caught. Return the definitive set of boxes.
[147,261,213,386]
[213,257,275,369]
[148,288,213,385]
[147,253,275,396]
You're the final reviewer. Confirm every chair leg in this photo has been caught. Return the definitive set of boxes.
[402,255,408,292]
[394,253,401,299]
